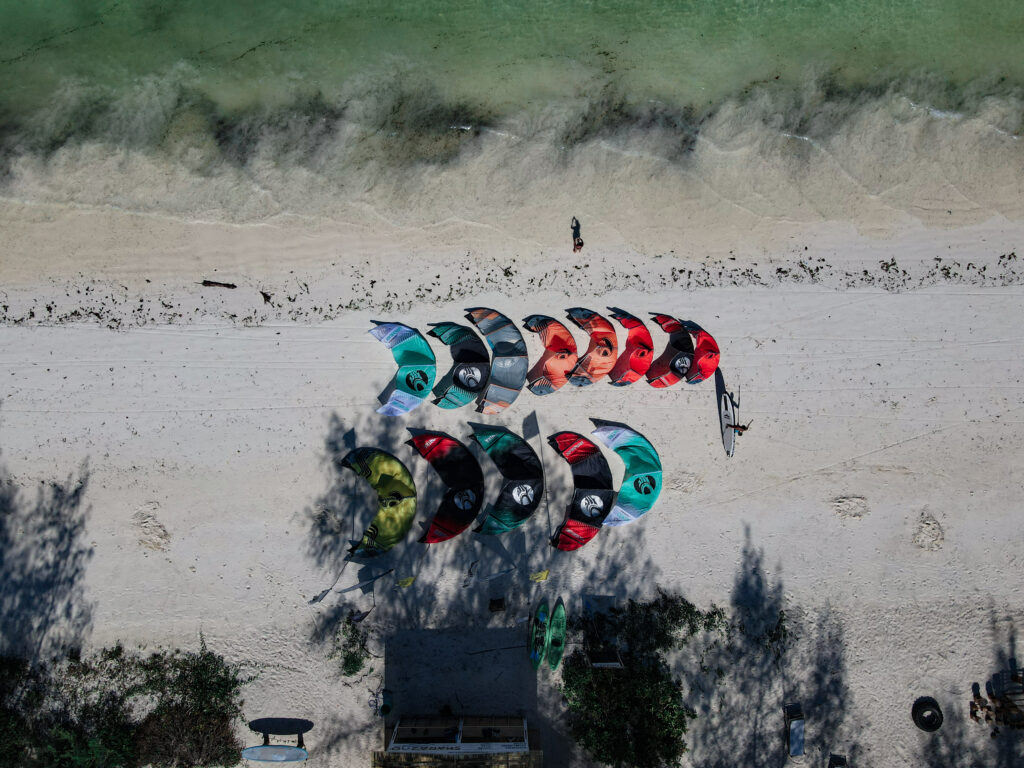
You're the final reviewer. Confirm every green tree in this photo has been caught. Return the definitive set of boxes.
[559,590,728,768]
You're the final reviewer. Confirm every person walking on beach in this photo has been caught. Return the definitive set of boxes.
[571,216,584,252]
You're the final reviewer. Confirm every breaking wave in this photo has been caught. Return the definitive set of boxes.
[1,64,1023,230]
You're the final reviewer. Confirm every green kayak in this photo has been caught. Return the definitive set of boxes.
[529,599,550,670]
[547,599,567,671]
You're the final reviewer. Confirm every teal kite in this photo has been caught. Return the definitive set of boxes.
[591,422,662,526]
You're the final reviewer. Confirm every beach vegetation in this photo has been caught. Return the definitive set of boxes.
[0,637,250,768]
[559,588,791,768]
[559,590,728,768]
[332,615,371,677]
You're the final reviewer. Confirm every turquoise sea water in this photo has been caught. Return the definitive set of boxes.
[1,1,1022,223]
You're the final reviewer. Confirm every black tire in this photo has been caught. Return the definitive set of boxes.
[912,696,944,732]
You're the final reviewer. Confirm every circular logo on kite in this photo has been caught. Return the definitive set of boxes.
[579,494,604,518]
[511,484,535,505]
[670,353,692,375]
[634,475,657,495]
[455,365,483,391]
[453,489,477,510]
[405,369,429,391]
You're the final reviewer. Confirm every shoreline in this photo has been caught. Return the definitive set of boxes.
[2,200,1022,328]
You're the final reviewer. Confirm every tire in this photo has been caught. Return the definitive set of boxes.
[912,696,944,732]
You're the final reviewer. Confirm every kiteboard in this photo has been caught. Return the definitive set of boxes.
[715,368,739,457]
[529,599,551,670]
[240,744,308,762]
[547,599,567,671]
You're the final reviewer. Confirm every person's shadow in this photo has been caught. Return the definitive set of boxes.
[571,216,583,251]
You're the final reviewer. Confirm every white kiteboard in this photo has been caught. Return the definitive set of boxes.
[715,368,740,457]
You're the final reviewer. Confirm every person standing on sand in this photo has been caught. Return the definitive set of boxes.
[571,216,584,252]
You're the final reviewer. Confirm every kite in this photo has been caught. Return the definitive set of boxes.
[368,321,437,415]
[606,307,654,386]
[427,322,491,409]
[591,421,662,526]
[465,308,528,414]
[646,315,720,387]
[341,447,417,557]
[565,308,618,386]
[548,431,616,551]
[407,431,485,543]
[522,314,578,395]
[470,424,545,535]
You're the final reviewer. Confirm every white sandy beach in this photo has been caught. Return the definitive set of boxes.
[2,199,1024,767]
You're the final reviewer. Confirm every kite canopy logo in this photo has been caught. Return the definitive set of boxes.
[453,489,477,510]
[512,483,535,506]
[634,475,657,495]
[670,353,692,375]
[579,494,605,517]
[455,365,484,390]
[405,369,429,391]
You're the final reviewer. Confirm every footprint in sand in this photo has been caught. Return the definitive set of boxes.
[132,502,171,551]
[912,511,944,551]
[831,495,869,520]
[668,473,702,494]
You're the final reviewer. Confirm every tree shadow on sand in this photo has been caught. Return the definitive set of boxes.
[0,445,93,661]
[300,409,663,764]
[686,527,860,768]
[924,614,1024,767]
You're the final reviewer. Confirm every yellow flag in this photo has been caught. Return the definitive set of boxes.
[529,570,549,582]
[396,576,416,588]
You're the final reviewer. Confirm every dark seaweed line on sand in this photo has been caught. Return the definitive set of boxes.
[0,252,1019,329]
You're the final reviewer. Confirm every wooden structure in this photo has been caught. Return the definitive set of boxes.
[371,717,542,767]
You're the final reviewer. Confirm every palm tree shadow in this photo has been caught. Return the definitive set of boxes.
[0,441,93,661]
[686,526,859,767]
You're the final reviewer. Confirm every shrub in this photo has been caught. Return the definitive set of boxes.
[560,590,728,768]
[0,638,249,768]
[332,616,370,676]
